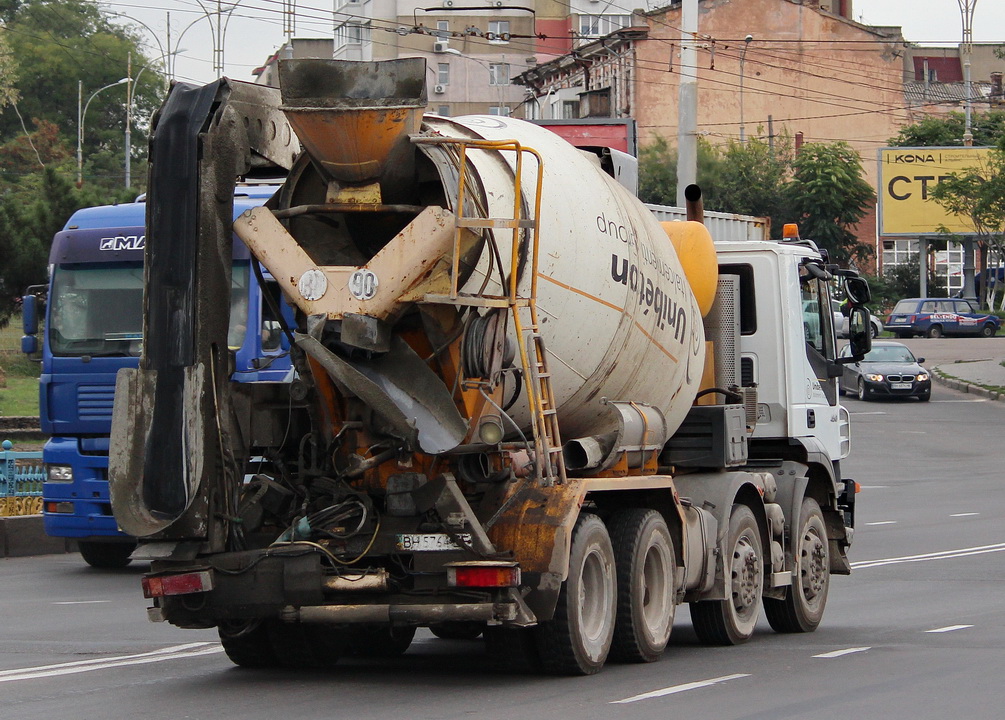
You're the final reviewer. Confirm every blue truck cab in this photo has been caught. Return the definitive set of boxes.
[22,186,291,567]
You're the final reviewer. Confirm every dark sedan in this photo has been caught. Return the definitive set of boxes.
[839,341,931,401]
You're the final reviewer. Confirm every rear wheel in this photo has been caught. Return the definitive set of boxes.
[765,498,830,633]
[870,322,880,338]
[430,622,484,640]
[608,508,676,663]
[218,619,279,668]
[690,505,763,645]
[982,323,997,338]
[78,541,136,568]
[349,625,416,657]
[926,324,944,339]
[536,513,616,675]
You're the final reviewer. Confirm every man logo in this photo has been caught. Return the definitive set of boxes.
[99,235,145,251]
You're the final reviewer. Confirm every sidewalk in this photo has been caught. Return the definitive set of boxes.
[932,358,1005,401]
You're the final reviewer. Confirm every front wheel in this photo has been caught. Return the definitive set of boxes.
[981,323,997,338]
[926,324,944,339]
[857,378,869,401]
[690,504,764,645]
[78,540,136,568]
[608,508,676,663]
[765,498,830,633]
[536,513,617,675]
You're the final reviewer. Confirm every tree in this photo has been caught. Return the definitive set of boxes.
[888,110,1005,148]
[928,134,1005,308]
[638,136,727,207]
[783,141,875,264]
[715,134,792,237]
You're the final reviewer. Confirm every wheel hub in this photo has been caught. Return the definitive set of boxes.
[800,532,827,600]
[731,538,761,611]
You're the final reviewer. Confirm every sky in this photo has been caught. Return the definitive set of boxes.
[103,0,1005,87]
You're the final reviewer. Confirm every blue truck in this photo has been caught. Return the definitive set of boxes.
[21,186,292,567]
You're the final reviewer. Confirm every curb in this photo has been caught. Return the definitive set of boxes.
[0,515,76,558]
[931,366,1005,402]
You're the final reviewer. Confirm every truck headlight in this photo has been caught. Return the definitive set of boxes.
[47,465,73,482]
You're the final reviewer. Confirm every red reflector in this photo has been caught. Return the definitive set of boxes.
[45,502,73,513]
[142,570,214,598]
[447,564,520,588]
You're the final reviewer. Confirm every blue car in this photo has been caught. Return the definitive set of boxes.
[885,298,1000,339]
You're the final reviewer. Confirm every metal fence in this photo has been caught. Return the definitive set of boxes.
[0,440,44,516]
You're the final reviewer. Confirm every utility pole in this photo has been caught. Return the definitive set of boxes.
[125,52,132,189]
[676,0,698,208]
[959,0,976,146]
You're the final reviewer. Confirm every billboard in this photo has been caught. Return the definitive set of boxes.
[877,147,991,236]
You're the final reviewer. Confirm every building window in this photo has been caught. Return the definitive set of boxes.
[437,62,450,85]
[562,100,579,119]
[489,63,510,86]
[489,105,511,116]
[436,20,450,38]
[578,14,631,38]
[488,20,510,43]
[437,105,450,116]
[342,22,369,45]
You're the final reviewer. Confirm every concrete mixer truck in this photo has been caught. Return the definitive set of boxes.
[108,59,871,676]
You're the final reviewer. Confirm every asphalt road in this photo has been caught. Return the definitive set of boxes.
[2,344,1004,719]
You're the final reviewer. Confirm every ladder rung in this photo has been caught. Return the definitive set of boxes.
[457,217,536,230]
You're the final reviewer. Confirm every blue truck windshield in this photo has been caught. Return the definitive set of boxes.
[50,263,144,356]
[50,261,251,356]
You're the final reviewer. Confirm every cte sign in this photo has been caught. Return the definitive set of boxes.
[878,147,991,236]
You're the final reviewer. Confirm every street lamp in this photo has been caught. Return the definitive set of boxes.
[125,51,184,189]
[77,78,129,186]
[739,34,752,143]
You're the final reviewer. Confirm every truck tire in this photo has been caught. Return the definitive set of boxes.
[430,622,484,640]
[536,513,616,675]
[349,625,416,657]
[483,626,541,673]
[78,540,136,568]
[607,508,675,663]
[218,619,280,668]
[690,504,763,645]
[266,619,341,668]
[765,498,830,633]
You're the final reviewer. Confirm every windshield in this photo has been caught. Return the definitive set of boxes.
[50,261,252,357]
[50,263,144,356]
[862,346,916,363]
[891,300,917,314]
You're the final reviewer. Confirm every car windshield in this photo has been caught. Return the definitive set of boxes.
[862,346,916,363]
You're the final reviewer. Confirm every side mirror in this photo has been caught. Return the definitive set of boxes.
[846,307,872,360]
[845,276,872,305]
[22,294,38,336]
[917,357,926,364]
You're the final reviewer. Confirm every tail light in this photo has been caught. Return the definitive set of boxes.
[142,570,214,598]
[446,562,521,588]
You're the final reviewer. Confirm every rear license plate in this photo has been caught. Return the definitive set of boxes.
[396,533,471,551]
[890,382,913,390]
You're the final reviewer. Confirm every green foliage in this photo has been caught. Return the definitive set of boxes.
[888,110,1005,147]
[638,136,727,207]
[783,142,875,264]
[0,376,40,416]
[715,135,792,237]
[866,255,944,312]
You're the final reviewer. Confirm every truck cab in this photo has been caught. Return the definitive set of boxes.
[23,186,292,567]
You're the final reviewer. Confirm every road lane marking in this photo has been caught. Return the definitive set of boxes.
[51,600,111,605]
[926,625,973,633]
[931,399,988,403]
[866,521,897,526]
[850,411,887,415]
[611,674,750,704]
[814,647,870,659]
[0,642,223,683]
[851,542,1005,569]
[950,513,979,517]
[859,485,889,489]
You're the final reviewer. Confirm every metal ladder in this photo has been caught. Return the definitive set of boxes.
[414,137,567,486]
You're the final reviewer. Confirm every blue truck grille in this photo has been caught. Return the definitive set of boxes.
[78,384,115,420]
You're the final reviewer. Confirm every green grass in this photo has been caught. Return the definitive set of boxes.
[0,376,40,417]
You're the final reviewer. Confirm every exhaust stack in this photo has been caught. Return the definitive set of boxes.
[279,58,427,185]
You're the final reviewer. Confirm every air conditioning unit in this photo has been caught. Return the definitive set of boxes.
[434,84,446,94]
[433,40,449,53]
